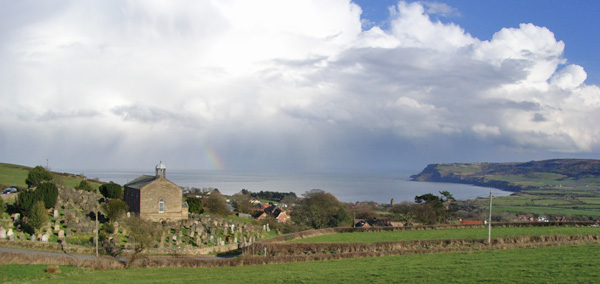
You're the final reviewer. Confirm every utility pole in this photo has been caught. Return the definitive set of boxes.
[488,189,492,245]
[96,186,99,258]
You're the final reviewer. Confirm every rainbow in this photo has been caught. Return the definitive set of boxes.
[201,143,225,170]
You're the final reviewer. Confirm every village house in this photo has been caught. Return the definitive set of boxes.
[124,162,188,222]
[256,205,290,223]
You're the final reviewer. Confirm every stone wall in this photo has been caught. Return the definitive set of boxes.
[140,178,186,222]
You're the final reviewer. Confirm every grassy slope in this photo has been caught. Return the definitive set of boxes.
[291,226,600,243]
[0,163,103,192]
[436,163,600,217]
[1,244,598,283]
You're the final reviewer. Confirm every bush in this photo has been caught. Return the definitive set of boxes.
[102,199,129,222]
[36,182,58,209]
[203,191,230,216]
[75,180,94,192]
[0,198,4,216]
[186,197,204,214]
[25,166,53,188]
[100,182,123,199]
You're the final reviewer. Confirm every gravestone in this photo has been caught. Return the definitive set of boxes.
[54,224,60,232]
[0,228,5,239]
[31,235,36,241]
[6,229,14,239]
[58,230,65,240]
[41,234,49,242]
[53,209,59,218]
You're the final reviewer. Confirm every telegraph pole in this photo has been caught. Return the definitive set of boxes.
[96,186,99,258]
[488,189,493,245]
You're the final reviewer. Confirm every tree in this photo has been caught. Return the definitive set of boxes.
[75,180,94,192]
[413,191,456,224]
[389,203,417,226]
[232,193,253,214]
[186,197,204,214]
[100,182,123,199]
[203,191,230,216]
[36,182,58,209]
[102,199,129,222]
[291,189,349,229]
[27,201,49,232]
[25,166,53,188]
[123,216,161,267]
[17,189,39,217]
[0,197,4,216]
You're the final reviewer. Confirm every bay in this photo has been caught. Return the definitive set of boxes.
[64,168,512,203]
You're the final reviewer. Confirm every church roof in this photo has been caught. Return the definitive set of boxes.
[124,175,158,190]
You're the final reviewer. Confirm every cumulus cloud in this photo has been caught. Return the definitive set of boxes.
[1,0,599,171]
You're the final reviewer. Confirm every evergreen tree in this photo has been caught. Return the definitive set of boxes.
[25,166,53,188]
[17,189,38,216]
[36,182,58,209]
[28,201,49,231]
[100,182,123,199]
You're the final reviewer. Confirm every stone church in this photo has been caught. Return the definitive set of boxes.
[124,162,188,222]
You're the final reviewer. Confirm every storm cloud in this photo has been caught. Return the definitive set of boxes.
[1,1,599,171]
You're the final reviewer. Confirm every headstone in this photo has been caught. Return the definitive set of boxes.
[0,228,5,239]
[6,229,14,239]
[13,213,20,222]
[54,224,60,232]
[126,212,131,218]
[113,222,119,234]
[30,234,36,241]
[58,230,65,239]
[41,234,49,242]
[53,209,59,218]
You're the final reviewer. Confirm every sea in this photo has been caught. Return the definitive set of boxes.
[61,168,512,203]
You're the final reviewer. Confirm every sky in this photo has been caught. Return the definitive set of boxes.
[1,0,599,173]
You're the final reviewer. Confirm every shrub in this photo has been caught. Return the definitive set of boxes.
[25,166,53,188]
[186,197,204,214]
[75,180,94,192]
[0,197,4,216]
[100,182,123,199]
[36,182,58,209]
[203,191,230,216]
[102,199,129,222]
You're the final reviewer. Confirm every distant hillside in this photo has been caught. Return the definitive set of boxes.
[410,159,600,193]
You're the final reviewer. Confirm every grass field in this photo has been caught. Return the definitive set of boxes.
[0,163,103,193]
[1,244,598,283]
[290,226,600,243]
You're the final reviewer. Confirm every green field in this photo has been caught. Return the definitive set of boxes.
[1,244,598,283]
[291,226,600,243]
[0,163,103,192]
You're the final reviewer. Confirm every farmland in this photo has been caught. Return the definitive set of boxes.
[412,159,600,218]
[291,225,599,243]
[1,244,599,283]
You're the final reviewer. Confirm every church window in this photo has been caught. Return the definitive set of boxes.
[159,198,165,213]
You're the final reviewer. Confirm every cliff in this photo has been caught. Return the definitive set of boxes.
[410,159,600,192]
